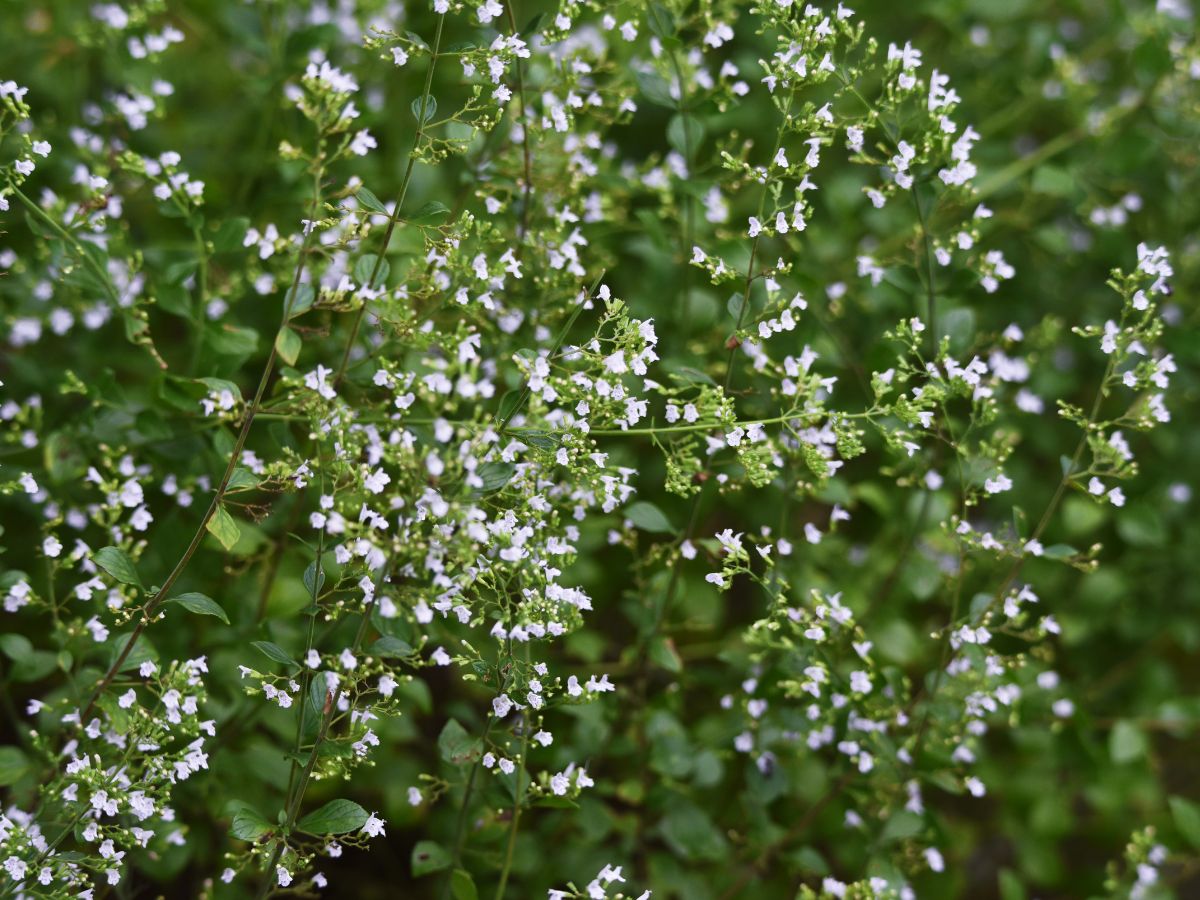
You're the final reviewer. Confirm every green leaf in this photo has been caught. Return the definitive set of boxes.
[109,632,158,673]
[303,561,325,598]
[1109,719,1148,764]
[356,187,390,215]
[645,3,676,40]
[212,217,250,254]
[206,505,241,551]
[659,802,727,860]
[497,390,523,424]
[156,283,193,318]
[251,641,299,669]
[285,284,315,320]
[648,635,683,673]
[411,95,437,125]
[94,546,143,588]
[225,468,259,493]
[208,324,259,356]
[371,636,414,658]
[879,810,925,843]
[1041,543,1078,560]
[296,799,369,835]
[275,327,301,366]
[997,868,1027,900]
[0,634,32,661]
[0,746,30,786]
[667,114,704,159]
[197,377,243,402]
[309,674,331,719]
[354,253,390,288]
[230,807,273,841]
[411,840,451,876]
[168,592,229,625]
[635,70,676,108]
[519,12,544,36]
[438,719,479,765]
[517,429,561,450]
[476,462,516,494]
[407,201,451,225]
[450,868,478,900]
[625,501,675,534]
[1170,796,1200,849]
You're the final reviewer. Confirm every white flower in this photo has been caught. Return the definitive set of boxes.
[361,813,386,838]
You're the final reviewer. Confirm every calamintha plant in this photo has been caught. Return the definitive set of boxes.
[0,0,1198,898]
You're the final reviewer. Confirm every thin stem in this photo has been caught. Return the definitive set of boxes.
[503,1,534,242]
[911,180,938,357]
[80,164,326,722]
[9,184,120,305]
[334,12,445,385]
[494,652,531,900]
[254,690,335,900]
[443,715,498,898]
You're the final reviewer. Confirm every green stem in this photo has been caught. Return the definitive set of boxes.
[80,162,326,722]
[334,11,445,385]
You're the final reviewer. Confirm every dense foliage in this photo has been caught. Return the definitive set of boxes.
[1,0,1198,897]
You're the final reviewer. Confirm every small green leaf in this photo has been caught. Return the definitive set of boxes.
[438,719,479,765]
[371,636,414,658]
[296,799,369,835]
[407,201,451,225]
[285,284,315,320]
[411,95,437,124]
[517,429,562,450]
[648,635,683,673]
[303,561,325,598]
[497,390,523,424]
[1041,543,1078,560]
[353,253,390,288]
[476,462,516,494]
[275,327,301,366]
[412,840,451,876]
[0,634,32,661]
[206,505,241,551]
[168,592,230,625]
[94,546,143,588]
[197,377,243,402]
[212,217,250,254]
[251,641,299,669]
[230,807,273,841]
[519,12,544,36]
[1170,796,1200,849]
[879,811,924,843]
[109,632,158,673]
[626,501,676,534]
[208,324,259,356]
[667,114,704,159]
[646,4,677,40]
[225,468,259,493]
[356,187,390,215]
[451,868,478,900]
[1109,719,1148,764]
[635,70,675,108]
[0,746,31,786]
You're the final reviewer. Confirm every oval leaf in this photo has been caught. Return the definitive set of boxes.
[356,187,390,215]
[626,501,675,534]
[94,546,142,588]
[251,640,299,669]
[168,592,230,625]
[296,798,369,835]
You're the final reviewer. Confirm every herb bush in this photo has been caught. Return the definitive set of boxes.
[0,0,1198,897]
